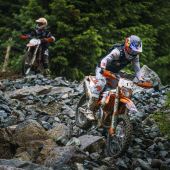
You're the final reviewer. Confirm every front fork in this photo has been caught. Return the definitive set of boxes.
[109,86,119,135]
[30,45,40,66]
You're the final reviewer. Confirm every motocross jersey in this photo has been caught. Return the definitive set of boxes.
[99,44,142,80]
[24,28,55,48]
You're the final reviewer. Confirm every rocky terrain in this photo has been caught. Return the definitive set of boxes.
[0,66,170,170]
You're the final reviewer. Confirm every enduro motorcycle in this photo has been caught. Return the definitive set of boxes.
[76,69,153,158]
[22,38,44,75]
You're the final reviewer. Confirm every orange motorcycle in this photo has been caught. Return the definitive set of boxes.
[76,70,153,158]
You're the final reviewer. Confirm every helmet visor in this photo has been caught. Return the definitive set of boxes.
[130,41,142,53]
[37,22,44,26]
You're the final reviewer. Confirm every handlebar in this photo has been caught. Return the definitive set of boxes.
[100,68,153,89]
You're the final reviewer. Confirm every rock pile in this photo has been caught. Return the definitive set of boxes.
[0,67,170,170]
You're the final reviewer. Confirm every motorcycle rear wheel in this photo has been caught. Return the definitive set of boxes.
[107,114,132,158]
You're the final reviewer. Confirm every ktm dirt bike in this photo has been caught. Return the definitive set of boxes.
[76,69,153,158]
[22,38,44,75]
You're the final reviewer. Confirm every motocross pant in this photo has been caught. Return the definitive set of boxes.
[88,66,118,111]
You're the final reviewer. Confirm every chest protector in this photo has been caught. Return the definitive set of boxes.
[105,44,133,73]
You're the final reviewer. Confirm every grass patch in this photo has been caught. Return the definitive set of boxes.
[151,91,170,139]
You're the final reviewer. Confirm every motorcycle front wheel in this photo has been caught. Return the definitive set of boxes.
[107,114,132,158]
[75,93,92,129]
[22,49,32,76]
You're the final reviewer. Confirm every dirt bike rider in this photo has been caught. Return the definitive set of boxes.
[88,35,143,114]
[20,17,55,75]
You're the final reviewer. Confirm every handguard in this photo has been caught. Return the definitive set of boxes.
[100,69,117,80]
[135,81,153,88]
[20,35,29,40]
[41,37,54,43]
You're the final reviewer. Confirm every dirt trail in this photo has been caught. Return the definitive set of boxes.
[0,71,22,80]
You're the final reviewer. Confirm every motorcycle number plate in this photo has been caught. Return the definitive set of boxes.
[118,78,134,89]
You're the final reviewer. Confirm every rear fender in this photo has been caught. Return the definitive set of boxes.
[120,97,138,112]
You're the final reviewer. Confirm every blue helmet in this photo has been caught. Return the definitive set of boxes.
[125,35,142,56]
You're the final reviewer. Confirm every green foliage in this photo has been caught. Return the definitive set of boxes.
[151,92,170,139]
[0,0,170,82]
[152,112,170,139]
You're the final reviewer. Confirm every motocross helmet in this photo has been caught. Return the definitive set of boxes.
[125,35,142,57]
[36,17,47,29]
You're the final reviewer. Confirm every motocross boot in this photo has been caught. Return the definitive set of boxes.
[43,68,51,77]
[88,96,99,112]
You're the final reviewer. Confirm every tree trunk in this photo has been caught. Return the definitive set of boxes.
[2,38,12,72]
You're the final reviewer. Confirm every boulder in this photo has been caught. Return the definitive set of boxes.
[9,85,52,99]
[0,165,23,170]
[61,105,75,118]
[47,123,70,144]
[38,146,76,168]
[15,151,31,161]
[14,119,48,146]
[135,65,162,88]
[78,135,105,153]
[0,159,50,170]
[0,127,15,159]
[35,139,57,164]
[48,86,73,95]
[13,119,49,161]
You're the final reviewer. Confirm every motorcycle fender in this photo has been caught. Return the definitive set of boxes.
[120,97,138,112]
[27,43,34,47]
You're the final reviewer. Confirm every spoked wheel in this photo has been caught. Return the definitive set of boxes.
[76,93,92,129]
[22,50,32,76]
[107,114,132,158]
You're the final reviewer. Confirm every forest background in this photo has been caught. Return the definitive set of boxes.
[0,0,170,83]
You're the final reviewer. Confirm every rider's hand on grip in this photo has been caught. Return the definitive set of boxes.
[100,69,116,80]
[20,35,29,40]
[41,38,48,43]
[41,37,54,43]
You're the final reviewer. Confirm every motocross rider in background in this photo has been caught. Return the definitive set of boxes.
[20,17,55,75]
[88,35,143,113]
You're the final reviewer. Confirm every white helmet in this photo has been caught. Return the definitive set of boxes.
[36,17,48,29]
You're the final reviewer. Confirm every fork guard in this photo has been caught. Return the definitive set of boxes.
[120,97,138,112]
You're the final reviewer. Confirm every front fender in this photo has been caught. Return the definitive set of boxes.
[120,97,138,112]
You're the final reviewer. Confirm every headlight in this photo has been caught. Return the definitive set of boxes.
[121,87,132,97]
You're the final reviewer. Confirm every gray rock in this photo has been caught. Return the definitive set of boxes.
[9,85,52,99]
[0,104,11,113]
[75,163,84,170]
[14,119,48,146]
[78,135,105,153]
[90,152,100,161]
[43,146,76,168]
[116,158,128,169]
[0,165,24,170]
[0,110,8,119]
[48,86,73,96]
[66,137,81,146]
[41,121,52,130]
[134,138,143,144]
[0,159,51,170]
[48,123,70,144]
[159,151,168,158]
[61,105,75,118]
[132,159,151,170]
[137,65,162,88]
